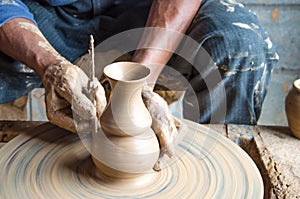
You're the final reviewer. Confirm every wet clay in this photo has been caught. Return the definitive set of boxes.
[94,62,160,178]
[18,21,66,63]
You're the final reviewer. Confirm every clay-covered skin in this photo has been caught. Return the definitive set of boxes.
[0,19,63,76]
[142,86,181,170]
[43,62,107,133]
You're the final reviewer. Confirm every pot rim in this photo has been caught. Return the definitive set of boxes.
[293,79,300,92]
[103,61,150,83]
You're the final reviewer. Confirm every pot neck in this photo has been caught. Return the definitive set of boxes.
[108,78,146,90]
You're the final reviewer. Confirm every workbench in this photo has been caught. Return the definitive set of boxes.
[0,121,299,198]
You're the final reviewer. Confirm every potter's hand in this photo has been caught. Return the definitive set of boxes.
[43,61,107,133]
[142,86,181,171]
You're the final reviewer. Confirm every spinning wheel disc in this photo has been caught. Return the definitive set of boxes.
[0,121,263,198]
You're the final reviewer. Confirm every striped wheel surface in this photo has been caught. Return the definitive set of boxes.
[0,121,263,199]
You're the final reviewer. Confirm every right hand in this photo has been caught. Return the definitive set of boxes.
[42,61,107,133]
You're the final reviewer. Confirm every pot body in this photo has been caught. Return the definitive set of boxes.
[92,62,160,177]
[285,79,300,139]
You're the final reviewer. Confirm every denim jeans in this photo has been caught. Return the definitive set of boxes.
[0,0,278,124]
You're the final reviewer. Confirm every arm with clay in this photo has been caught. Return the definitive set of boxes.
[0,18,62,76]
[0,18,106,133]
[133,0,202,170]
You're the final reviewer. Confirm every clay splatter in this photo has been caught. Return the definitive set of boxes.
[253,63,267,109]
[232,22,253,30]
[228,51,249,59]
[224,62,266,77]
[220,0,235,12]
[38,41,64,61]
[18,22,45,39]
[251,23,259,29]
[220,0,244,12]
[264,37,273,49]
[2,0,18,5]
[248,107,254,124]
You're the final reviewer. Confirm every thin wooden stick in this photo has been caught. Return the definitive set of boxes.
[89,35,95,80]
[88,35,97,134]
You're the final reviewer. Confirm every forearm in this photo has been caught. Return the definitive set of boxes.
[132,0,202,88]
[0,18,65,77]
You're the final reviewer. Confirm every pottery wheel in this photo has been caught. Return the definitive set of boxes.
[0,120,263,199]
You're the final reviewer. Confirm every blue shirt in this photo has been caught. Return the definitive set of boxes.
[0,0,76,26]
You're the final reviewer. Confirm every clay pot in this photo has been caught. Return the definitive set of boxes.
[92,62,160,178]
[285,79,300,139]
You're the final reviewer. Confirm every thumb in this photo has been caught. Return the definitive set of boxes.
[93,80,107,118]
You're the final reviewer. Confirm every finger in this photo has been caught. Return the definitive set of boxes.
[95,87,107,118]
[153,160,162,171]
[47,106,76,133]
[71,91,97,120]
[54,66,97,120]
[44,86,76,133]
[93,79,107,118]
